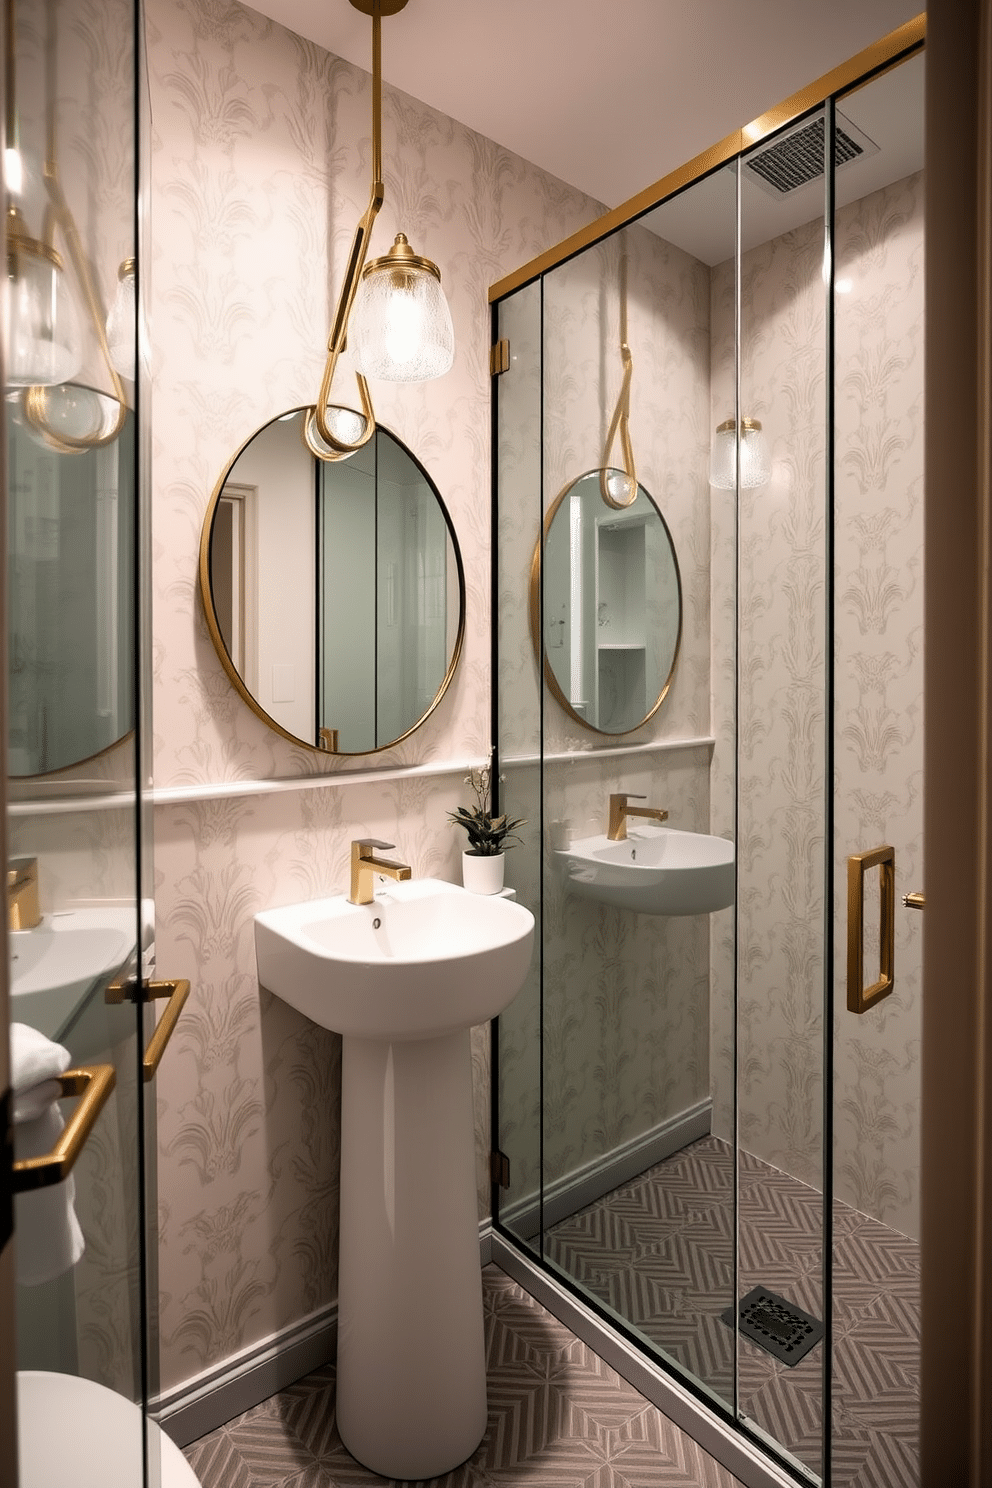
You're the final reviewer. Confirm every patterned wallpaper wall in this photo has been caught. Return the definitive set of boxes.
[145,0,604,1392]
[709,174,924,1240]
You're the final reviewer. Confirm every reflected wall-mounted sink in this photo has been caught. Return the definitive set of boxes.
[558,825,735,915]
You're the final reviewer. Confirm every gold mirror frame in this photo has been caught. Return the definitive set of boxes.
[529,470,683,736]
[199,406,466,756]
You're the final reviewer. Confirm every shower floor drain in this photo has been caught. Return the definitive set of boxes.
[720,1286,824,1367]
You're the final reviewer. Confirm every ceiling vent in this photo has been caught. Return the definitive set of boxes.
[744,111,879,197]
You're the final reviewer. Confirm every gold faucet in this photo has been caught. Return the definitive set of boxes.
[349,839,412,906]
[607,794,669,842]
[7,857,41,930]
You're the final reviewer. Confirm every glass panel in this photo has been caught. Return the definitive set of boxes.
[4,0,151,1480]
[832,52,925,1485]
[734,106,830,1479]
[494,280,544,1255]
[533,167,738,1414]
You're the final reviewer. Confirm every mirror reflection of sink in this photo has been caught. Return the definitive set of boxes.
[11,908,138,1038]
[254,877,534,1041]
[559,825,735,915]
[253,877,535,1480]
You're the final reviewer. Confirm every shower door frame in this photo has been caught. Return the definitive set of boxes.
[489,16,925,1488]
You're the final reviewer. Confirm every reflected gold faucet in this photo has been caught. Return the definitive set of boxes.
[349,839,412,906]
[607,794,669,842]
[7,856,41,929]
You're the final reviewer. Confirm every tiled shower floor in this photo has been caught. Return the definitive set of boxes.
[545,1136,920,1487]
[183,1266,744,1488]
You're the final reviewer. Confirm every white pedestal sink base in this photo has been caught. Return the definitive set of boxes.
[337,1029,488,1480]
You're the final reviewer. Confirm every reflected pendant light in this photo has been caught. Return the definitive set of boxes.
[4,204,83,387]
[710,417,771,489]
[599,243,638,510]
[106,257,137,381]
[305,0,454,462]
[5,0,129,449]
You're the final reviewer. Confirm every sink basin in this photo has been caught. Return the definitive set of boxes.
[254,876,534,1041]
[255,875,535,1478]
[559,825,735,915]
[11,908,138,1038]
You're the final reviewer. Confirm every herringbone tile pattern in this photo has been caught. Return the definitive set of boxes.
[183,1268,745,1488]
[545,1137,919,1488]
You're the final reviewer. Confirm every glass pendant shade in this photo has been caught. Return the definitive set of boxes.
[5,209,83,388]
[710,417,771,489]
[23,384,124,450]
[351,233,454,383]
[604,469,636,506]
[106,258,137,380]
[304,404,368,460]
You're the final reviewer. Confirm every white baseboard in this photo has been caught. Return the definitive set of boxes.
[498,1099,712,1238]
[155,1222,497,1448]
[490,1232,804,1488]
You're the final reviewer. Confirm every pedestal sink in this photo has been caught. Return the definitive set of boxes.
[558,824,735,915]
[254,877,534,1480]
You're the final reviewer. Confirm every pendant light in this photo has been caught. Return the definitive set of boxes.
[304,0,454,462]
[709,417,771,489]
[4,0,129,451]
[599,243,638,510]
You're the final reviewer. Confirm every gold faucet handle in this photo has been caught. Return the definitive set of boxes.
[353,838,396,856]
[8,856,41,930]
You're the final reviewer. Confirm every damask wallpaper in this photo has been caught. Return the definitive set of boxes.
[710,173,924,1241]
[145,0,605,1392]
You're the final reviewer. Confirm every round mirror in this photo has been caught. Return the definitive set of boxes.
[6,394,135,777]
[200,408,465,755]
[530,470,681,735]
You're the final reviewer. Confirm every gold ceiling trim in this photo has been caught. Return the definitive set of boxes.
[488,13,925,304]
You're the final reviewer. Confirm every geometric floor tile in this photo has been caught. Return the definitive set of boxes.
[183,1267,746,1488]
[544,1136,920,1488]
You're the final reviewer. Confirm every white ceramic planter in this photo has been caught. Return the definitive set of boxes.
[461,851,505,894]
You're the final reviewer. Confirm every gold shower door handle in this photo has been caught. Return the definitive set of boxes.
[12,1064,116,1193]
[143,978,191,1082]
[847,845,895,1014]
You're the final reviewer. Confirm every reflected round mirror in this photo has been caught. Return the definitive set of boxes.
[530,470,681,735]
[200,408,465,755]
[6,394,135,777]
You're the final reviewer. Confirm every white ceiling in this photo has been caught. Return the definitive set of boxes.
[245,0,923,212]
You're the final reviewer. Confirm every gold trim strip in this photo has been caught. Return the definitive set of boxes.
[489,14,925,304]
[12,1065,116,1192]
[847,845,896,1014]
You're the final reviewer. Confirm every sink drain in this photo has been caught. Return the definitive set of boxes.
[720,1286,824,1367]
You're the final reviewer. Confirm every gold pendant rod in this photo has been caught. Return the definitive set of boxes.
[307,5,387,459]
[600,243,637,509]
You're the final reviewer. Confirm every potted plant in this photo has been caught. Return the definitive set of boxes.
[448,765,525,894]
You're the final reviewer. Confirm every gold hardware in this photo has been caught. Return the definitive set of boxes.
[488,16,925,305]
[490,1149,511,1189]
[318,727,339,752]
[847,845,895,1014]
[904,891,926,910]
[490,339,510,376]
[7,857,41,930]
[12,1064,115,1193]
[607,793,669,842]
[716,417,763,436]
[349,0,409,15]
[350,839,412,906]
[142,979,191,1082]
[599,245,638,510]
[362,231,441,284]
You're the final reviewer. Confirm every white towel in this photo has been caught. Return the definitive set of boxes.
[11,1022,85,1286]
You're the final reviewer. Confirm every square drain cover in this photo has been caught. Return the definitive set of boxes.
[720,1286,824,1367]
